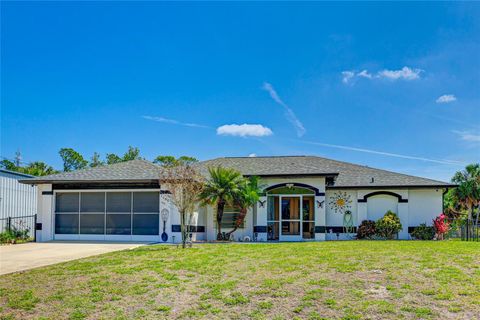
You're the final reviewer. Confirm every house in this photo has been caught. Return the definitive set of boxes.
[19,156,454,242]
[0,169,37,235]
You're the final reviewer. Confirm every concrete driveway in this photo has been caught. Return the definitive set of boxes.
[0,241,145,275]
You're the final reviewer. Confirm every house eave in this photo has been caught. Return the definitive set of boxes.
[326,184,456,190]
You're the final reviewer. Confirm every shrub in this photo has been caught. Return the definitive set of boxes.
[411,223,435,240]
[375,211,402,239]
[357,220,376,239]
[433,213,450,240]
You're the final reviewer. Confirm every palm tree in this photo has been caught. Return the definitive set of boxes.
[451,164,480,227]
[225,176,262,240]
[199,166,243,240]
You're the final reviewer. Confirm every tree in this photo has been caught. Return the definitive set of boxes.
[225,176,262,240]
[90,152,104,167]
[451,164,480,226]
[154,155,198,167]
[23,162,57,176]
[0,159,17,171]
[106,146,142,165]
[154,156,178,167]
[123,146,141,161]
[106,153,122,165]
[59,148,88,172]
[161,165,204,248]
[199,166,243,240]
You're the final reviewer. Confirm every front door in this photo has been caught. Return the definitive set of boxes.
[280,196,301,241]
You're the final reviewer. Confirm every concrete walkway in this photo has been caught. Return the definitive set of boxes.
[0,241,145,275]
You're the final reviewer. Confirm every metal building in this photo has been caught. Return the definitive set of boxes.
[0,169,37,234]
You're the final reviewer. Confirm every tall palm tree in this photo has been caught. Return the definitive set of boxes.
[225,176,262,239]
[199,166,243,240]
[451,164,480,226]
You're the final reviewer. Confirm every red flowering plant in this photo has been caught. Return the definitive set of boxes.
[433,213,450,240]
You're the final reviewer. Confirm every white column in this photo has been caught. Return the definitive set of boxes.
[357,202,367,224]
[256,196,267,241]
[37,184,54,242]
[398,202,409,239]
[315,195,326,241]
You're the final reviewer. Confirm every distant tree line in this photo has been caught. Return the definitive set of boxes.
[0,146,197,176]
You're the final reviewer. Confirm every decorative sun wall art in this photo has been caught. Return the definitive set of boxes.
[329,191,352,214]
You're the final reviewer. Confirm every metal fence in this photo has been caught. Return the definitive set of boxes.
[0,214,37,242]
[460,220,480,242]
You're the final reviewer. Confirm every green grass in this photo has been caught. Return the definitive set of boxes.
[0,241,479,319]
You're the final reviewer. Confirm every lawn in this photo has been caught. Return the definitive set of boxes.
[0,241,479,320]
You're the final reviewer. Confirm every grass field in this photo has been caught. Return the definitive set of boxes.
[0,241,479,320]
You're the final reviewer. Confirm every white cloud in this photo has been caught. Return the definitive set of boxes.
[216,124,273,137]
[262,82,306,137]
[297,139,465,165]
[377,66,422,80]
[142,115,210,128]
[342,71,355,84]
[341,66,423,84]
[452,130,480,142]
[357,70,373,79]
[248,153,257,157]
[436,94,457,104]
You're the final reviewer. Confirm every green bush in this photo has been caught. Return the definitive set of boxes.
[375,211,402,239]
[411,223,435,240]
[357,220,376,239]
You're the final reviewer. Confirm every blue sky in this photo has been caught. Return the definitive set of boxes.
[1,2,479,181]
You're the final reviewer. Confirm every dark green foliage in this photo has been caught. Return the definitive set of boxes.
[59,148,88,172]
[154,155,198,167]
[411,223,435,240]
[356,220,376,239]
[0,159,57,176]
[376,211,403,240]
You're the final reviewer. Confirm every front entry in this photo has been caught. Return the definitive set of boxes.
[280,197,301,241]
[267,186,315,241]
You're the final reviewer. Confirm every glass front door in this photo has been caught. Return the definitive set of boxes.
[267,192,315,241]
[280,197,301,240]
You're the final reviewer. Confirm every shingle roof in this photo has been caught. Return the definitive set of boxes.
[19,159,163,184]
[196,156,454,188]
[19,156,454,188]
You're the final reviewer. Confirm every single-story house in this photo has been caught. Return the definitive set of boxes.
[20,156,454,242]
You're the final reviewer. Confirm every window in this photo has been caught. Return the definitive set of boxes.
[55,191,160,236]
[133,192,159,235]
[56,193,79,213]
[55,193,79,234]
[106,192,131,235]
[55,214,79,234]
[80,193,105,234]
[218,206,245,229]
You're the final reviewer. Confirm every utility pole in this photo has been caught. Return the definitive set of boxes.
[14,150,22,167]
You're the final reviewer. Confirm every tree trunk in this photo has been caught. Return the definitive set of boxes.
[180,210,187,248]
[225,208,247,240]
[216,201,225,240]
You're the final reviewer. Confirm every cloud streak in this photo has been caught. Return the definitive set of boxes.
[436,94,457,104]
[217,124,273,137]
[297,140,465,165]
[262,82,306,137]
[142,115,211,128]
[452,130,480,143]
[342,66,423,84]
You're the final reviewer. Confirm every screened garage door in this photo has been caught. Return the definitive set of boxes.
[54,191,160,241]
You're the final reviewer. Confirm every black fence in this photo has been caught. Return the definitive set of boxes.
[0,214,37,243]
[460,220,480,242]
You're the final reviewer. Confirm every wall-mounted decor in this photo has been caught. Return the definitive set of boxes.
[316,200,324,208]
[328,191,352,214]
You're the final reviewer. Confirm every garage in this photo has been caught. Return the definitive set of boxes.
[54,191,160,241]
